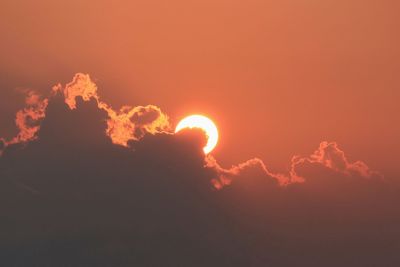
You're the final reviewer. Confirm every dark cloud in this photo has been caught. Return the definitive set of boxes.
[0,138,4,151]
[1,76,399,266]
[0,96,247,266]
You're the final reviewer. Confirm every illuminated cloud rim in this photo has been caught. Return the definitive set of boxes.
[1,73,383,188]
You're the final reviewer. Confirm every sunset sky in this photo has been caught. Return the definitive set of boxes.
[1,0,399,176]
[1,1,399,266]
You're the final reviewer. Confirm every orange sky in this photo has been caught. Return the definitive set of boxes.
[0,0,399,177]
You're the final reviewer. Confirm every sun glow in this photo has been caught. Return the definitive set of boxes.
[175,115,219,154]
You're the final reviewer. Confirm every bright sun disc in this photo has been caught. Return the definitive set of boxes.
[175,115,219,154]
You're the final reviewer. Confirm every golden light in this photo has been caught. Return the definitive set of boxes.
[175,115,219,154]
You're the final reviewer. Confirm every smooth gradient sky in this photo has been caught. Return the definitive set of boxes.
[1,0,399,177]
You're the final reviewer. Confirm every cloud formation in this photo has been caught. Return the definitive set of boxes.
[57,73,171,146]
[0,74,397,266]
[209,141,383,190]
[3,73,171,149]
[291,141,383,181]
[7,90,48,145]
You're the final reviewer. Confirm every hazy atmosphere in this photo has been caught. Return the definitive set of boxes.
[1,1,399,266]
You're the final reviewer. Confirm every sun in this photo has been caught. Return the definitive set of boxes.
[175,115,219,154]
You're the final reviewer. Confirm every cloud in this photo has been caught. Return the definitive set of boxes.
[0,138,4,156]
[62,73,99,110]
[208,141,382,191]
[290,141,383,182]
[206,156,289,189]
[0,95,243,266]
[4,73,171,148]
[0,74,398,266]
[106,104,170,146]
[7,90,49,145]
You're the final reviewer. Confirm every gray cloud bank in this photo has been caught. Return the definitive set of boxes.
[0,76,398,267]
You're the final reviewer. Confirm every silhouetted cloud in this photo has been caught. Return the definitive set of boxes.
[209,141,382,191]
[0,74,398,266]
[290,141,383,181]
[2,73,170,148]
[55,73,171,146]
[0,138,4,156]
